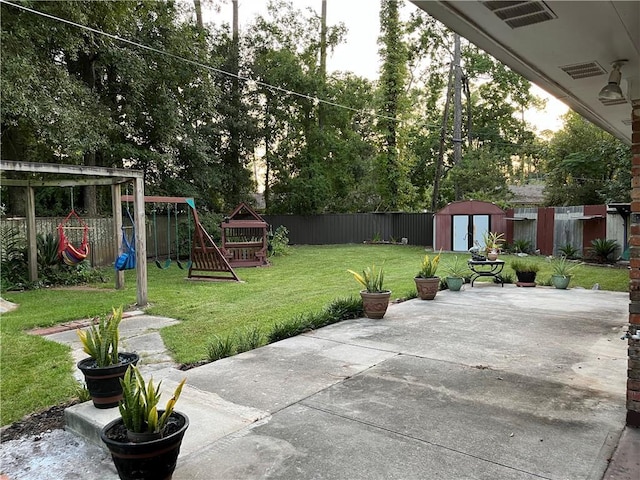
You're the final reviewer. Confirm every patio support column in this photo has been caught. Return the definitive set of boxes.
[629,99,640,427]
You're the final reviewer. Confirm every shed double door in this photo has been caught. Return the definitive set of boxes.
[452,215,489,251]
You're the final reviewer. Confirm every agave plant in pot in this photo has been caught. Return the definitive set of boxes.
[101,366,188,480]
[76,306,139,408]
[444,256,468,292]
[348,264,391,319]
[550,256,579,289]
[414,250,441,300]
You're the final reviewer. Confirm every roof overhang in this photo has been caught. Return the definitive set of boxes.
[410,1,639,145]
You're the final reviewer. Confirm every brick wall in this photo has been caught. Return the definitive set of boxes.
[629,99,640,426]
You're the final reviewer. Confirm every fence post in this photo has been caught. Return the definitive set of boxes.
[26,186,38,282]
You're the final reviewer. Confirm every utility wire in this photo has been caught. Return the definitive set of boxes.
[0,0,400,122]
[1,0,551,149]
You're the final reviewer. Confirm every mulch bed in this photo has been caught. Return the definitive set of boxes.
[0,400,78,443]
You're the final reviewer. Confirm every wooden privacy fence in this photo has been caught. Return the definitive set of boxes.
[505,204,627,257]
[2,215,181,268]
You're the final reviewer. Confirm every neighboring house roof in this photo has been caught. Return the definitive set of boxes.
[508,185,545,206]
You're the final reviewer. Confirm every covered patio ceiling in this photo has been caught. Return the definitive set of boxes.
[410,0,639,145]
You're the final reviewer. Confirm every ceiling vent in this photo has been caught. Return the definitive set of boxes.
[481,1,557,29]
[599,97,628,106]
[560,62,607,80]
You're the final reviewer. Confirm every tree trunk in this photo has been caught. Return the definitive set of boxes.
[264,95,272,211]
[318,0,327,129]
[194,0,203,29]
[431,63,454,212]
[453,33,463,201]
[229,0,241,205]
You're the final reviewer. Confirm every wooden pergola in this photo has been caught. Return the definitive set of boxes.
[0,160,148,306]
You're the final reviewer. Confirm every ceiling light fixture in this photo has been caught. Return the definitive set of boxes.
[598,60,627,101]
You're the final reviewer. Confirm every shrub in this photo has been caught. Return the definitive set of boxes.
[268,296,364,343]
[512,239,532,254]
[499,272,515,284]
[268,225,290,257]
[206,335,235,361]
[558,243,580,259]
[0,226,105,291]
[235,326,265,354]
[590,238,618,263]
[323,296,363,322]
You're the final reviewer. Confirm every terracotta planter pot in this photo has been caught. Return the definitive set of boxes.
[77,353,139,409]
[101,411,189,480]
[414,277,440,300]
[360,290,391,319]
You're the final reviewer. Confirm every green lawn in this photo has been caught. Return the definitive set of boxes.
[0,245,629,425]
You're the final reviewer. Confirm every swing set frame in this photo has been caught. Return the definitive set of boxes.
[121,195,239,281]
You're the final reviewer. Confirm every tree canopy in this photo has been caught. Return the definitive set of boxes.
[1,0,629,217]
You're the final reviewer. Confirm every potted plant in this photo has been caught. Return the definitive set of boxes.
[76,306,139,408]
[510,258,540,287]
[482,232,505,261]
[550,256,579,289]
[444,256,468,292]
[414,250,441,300]
[347,264,391,319]
[101,366,188,480]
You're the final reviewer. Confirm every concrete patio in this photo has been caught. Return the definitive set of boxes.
[48,284,640,479]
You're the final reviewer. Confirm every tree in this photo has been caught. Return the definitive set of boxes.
[377,0,409,211]
[543,111,630,205]
[403,9,544,209]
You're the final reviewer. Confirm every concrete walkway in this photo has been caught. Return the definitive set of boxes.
[57,285,637,478]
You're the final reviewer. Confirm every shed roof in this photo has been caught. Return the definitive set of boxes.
[436,200,505,216]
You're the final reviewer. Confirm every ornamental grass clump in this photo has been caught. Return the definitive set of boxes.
[77,306,123,367]
[119,365,186,435]
[348,264,386,293]
[417,250,441,278]
[551,256,580,278]
[510,258,541,274]
[444,256,468,278]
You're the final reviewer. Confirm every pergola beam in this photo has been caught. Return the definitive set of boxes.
[0,178,131,187]
[0,160,143,179]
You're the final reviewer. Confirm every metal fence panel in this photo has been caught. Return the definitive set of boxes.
[263,213,434,246]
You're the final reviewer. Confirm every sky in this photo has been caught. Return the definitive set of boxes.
[202,0,568,133]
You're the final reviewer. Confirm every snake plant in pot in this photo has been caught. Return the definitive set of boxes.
[414,250,441,300]
[101,366,188,480]
[76,306,139,408]
[348,264,391,319]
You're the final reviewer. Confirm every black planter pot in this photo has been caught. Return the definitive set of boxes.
[101,411,189,480]
[515,271,537,286]
[77,352,139,409]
